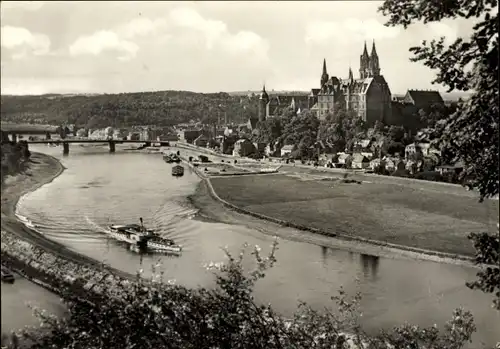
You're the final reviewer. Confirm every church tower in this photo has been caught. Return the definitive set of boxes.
[321,59,329,88]
[369,40,381,77]
[348,66,354,83]
[258,84,270,122]
[359,41,370,79]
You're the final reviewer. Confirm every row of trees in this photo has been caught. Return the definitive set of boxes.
[253,107,435,160]
[1,140,31,185]
[0,91,259,130]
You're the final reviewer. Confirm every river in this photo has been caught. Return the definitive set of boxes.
[15,144,500,347]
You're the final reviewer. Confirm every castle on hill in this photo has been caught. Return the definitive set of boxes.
[256,41,392,127]
[255,40,446,131]
[309,40,392,126]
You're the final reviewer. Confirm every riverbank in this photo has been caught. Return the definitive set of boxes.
[1,152,134,279]
[208,174,499,259]
[179,144,498,265]
[0,152,137,343]
[1,152,65,220]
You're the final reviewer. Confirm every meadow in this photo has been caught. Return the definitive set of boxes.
[210,174,499,256]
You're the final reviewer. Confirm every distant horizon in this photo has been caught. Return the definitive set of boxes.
[0,88,472,100]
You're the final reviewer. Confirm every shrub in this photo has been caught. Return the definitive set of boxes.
[3,233,481,349]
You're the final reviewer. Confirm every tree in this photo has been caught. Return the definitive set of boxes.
[379,0,499,310]
[466,226,500,310]
[386,141,405,156]
[255,118,283,144]
[280,111,319,157]
[318,108,366,153]
[387,125,405,143]
[418,103,456,129]
[379,0,498,201]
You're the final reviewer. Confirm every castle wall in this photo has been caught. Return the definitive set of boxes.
[365,80,392,127]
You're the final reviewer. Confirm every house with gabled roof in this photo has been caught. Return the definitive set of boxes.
[403,89,444,109]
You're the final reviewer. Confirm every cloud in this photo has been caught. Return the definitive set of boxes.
[1,76,93,95]
[69,30,139,61]
[167,7,269,58]
[427,22,458,44]
[305,18,400,45]
[1,25,51,59]
[119,17,168,39]
[111,7,270,60]
[1,1,45,11]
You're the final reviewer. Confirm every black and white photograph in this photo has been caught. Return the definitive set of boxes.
[1,1,498,348]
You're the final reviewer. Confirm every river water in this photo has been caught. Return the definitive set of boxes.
[16,144,500,347]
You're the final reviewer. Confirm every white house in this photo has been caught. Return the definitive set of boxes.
[352,154,370,169]
[280,145,294,157]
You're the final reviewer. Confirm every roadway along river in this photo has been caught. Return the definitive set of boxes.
[16,144,500,347]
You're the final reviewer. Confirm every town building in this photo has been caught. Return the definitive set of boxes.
[389,89,445,131]
[405,141,440,159]
[280,144,294,157]
[402,89,445,110]
[257,85,309,121]
[233,139,256,157]
[312,41,392,126]
[194,134,210,147]
[351,154,371,169]
[178,129,202,144]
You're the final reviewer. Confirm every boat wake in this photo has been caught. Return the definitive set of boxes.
[85,216,111,234]
[15,213,39,230]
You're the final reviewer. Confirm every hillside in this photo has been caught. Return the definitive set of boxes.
[228,90,310,96]
[0,91,259,129]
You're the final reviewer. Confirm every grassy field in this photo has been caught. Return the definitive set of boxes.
[210,174,499,256]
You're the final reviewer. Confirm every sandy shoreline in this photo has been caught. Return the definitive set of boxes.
[1,152,134,280]
[1,153,65,220]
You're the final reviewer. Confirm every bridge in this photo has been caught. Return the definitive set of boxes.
[1,124,60,144]
[25,139,170,154]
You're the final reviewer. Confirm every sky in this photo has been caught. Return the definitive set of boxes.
[1,1,477,95]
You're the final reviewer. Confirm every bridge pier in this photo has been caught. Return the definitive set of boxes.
[109,140,115,153]
[62,142,69,155]
[11,133,17,143]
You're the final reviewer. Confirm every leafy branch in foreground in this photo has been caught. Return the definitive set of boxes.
[379,0,498,201]
[466,226,500,310]
[4,237,480,349]
[379,0,499,312]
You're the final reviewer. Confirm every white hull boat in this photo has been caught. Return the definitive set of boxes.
[106,218,182,254]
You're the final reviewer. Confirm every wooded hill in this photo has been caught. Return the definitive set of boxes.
[0,91,259,129]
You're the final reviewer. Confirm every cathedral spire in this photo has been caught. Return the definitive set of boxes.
[362,41,369,57]
[320,58,329,88]
[259,83,269,101]
[348,66,354,81]
[369,39,381,77]
[360,41,370,79]
[371,40,378,57]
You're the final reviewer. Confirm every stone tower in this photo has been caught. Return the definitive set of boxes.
[258,84,269,122]
[359,41,370,79]
[321,58,329,88]
[369,40,380,77]
[360,40,381,78]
